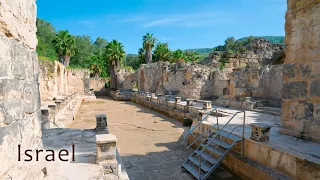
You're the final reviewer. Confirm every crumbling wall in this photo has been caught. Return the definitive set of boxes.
[137,62,215,99]
[0,0,45,179]
[281,0,320,141]
[254,65,283,100]
[39,60,67,100]
[66,69,88,95]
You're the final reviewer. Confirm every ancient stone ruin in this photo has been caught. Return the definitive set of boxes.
[1,0,320,180]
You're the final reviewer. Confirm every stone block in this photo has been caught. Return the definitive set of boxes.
[96,134,117,165]
[310,80,320,97]
[283,64,296,78]
[249,123,272,142]
[96,114,108,134]
[282,82,307,99]
[203,101,212,109]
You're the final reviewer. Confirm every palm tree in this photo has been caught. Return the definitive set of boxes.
[52,30,75,67]
[153,43,171,62]
[104,40,125,90]
[142,33,157,64]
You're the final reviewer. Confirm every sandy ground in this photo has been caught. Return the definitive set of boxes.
[68,96,238,180]
[69,96,188,156]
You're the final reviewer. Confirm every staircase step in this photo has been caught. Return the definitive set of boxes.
[213,130,243,142]
[199,144,225,157]
[189,155,212,172]
[207,138,231,149]
[195,149,218,164]
[182,161,205,179]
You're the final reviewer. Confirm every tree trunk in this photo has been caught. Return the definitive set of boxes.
[145,47,152,64]
[109,62,118,90]
[59,54,64,64]
[64,55,70,67]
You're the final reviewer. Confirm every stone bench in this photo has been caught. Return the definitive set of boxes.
[249,123,272,142]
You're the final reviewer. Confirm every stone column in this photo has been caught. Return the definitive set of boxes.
[96,134,117,166]
[281,0,320,141]
[84,71,90,93]
[96,114,108,134]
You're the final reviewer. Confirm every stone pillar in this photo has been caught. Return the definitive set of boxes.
[96,134,117,166]
[84,71,90,93]
[96,114,108,134]
[203,101,212,110]
[281,0,320,141]
[186,99,194,106]
[175,97,181,104]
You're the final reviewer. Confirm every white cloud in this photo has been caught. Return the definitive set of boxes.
[141,12,233,28]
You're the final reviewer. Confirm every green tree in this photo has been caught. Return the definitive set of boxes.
[184,51,200,63]
[172,49,185,63]
[52,30,76,67]
[70,35,93,68]
[153,43,171,62]
[104,40,125,90]
[126,54,144,70]
[36,18,57,60]
[142,33,157,64]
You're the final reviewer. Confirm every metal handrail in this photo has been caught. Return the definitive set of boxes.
[197,111,244,155]
[200,126,242,166]
[184,109,217,139]
[187,123,218,149]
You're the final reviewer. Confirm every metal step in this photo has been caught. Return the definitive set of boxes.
[189,155,212,172]
[213,130,243,142]
[206,138,231,149]
[195,149,218,164]
[182,161,205,179]
[199,144,225,157]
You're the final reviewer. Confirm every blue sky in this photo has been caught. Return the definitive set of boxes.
[37,0,287,54]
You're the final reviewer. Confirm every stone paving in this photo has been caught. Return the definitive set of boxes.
[121,148,238,180]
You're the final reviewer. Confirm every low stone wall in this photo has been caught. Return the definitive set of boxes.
[130,93,200,122]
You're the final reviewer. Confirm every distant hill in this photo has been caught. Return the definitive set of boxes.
[185,36,285,60]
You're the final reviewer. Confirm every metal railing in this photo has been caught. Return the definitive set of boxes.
[184,109,219,147]
[186,110,246,180]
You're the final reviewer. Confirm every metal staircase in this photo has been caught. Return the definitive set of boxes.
[182,110,246,180]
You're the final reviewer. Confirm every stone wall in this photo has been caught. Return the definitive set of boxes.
[39,61,107,100]
[39,60,67,100]
[281,0,320,141]
[0,0,45,179]
[66,69,88,95]
[137,62,215,99]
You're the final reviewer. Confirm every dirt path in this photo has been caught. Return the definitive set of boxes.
[69,96,238,180]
